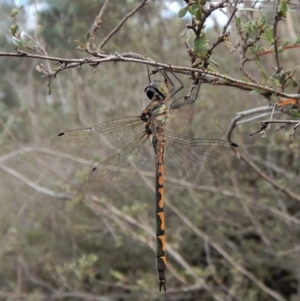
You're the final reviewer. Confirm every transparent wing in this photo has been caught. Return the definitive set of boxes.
[166,96,194,135]
[52,117,143,162]
[52,117,155,192]
[88,132,155,193]
[164,131,249,186]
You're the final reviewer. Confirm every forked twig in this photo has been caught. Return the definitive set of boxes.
[89,0,112,51]
[206,0,238,56]
[250,119,300,138]
[97,0,148,51]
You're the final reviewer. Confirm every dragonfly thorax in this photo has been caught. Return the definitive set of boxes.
[141,100,170,136]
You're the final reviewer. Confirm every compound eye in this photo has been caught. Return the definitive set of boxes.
[146,89,155,100]
[145,81,168,101]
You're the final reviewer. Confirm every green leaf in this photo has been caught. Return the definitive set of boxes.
[11,8,19,18]
[192,58,203,67]
[244,21,255,34]
[206,65,218,72]
[250,43,264,56]
[281,39,289,47]
[178,6,188,18]
[10,25,19,37]
[261,28,273,42]
[279,72,287,84]
[195,8,202,20]
[209,59,219,68]
[86,31,90,42]
[289,109,300,118]
[293,34,300,45]
[74,40,86,48]
[260,13,266,25]
[179,28,188,38]
[257,63,269,82]
[291,78,298,88]
[188,5,198,16]
[12,37,25,48]
[236,17,241,29]
[10,5,23,18]
[249,89,267,95]
[110,269,125,281]
[75,169,89,184]
[36,64,48,75]
[194,33,208,56]
[238,7,258,12]
[278,0,288,18]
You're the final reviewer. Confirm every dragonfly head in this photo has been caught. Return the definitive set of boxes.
[144,80,168,101]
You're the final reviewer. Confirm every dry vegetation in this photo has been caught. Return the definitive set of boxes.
[0,0,300,300]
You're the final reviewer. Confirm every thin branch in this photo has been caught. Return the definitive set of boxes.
[250,119,300,138]
[232,177,273,251]
[253,156,300,183]
[0,120,74,187]
[256,119,300,124]
[276,245,300,257]
[97,0,148,51]
[206,0,239,56]
[87,195,216,294]
[33,0,39,41]
[1,147,298,297]
[249,44,300,59]
[198,185,300,226]
[89,0,112,51]
[0,147,54,164]
[272,0,282,75]
[247,159,300,203]
[167,200,287,301]
[196,0,228,38]
[0,164,71,200]
[1,50,299,99]
[226,106,282,141]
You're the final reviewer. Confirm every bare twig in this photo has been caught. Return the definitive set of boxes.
[249,121,270,138]
[250,119,300,138]
[167,200,287,301]
[272,0,282,75]
[1,50,299,99]
[196,0,228,38]
[33,0,39,41]
[0,164,71,200]
[226,106,282,141]
[247,159,300,203]
[89,0,112,51]
[248,44,300,59]
[257,119,300,125]
[87,194,217,294]
[0,146,54,164]
[206,0,239,58]
[97,0,148,51]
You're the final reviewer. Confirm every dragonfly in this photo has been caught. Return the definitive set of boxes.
[52,70,249,292]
